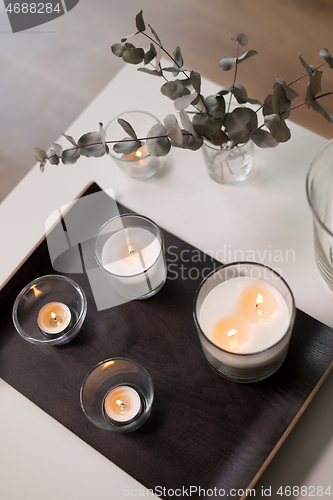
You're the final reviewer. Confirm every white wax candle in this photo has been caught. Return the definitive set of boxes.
[101,227,164,299]
[37,302,71,335]
[104,386,141,422]
[123,144,149,165]
[199,277,289,354]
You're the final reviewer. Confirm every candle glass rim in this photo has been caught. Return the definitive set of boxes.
[306,138,333,237]
[105,110,161,162]
[80,357,154,432]
[12,274,87,345]
[94,213,165,278]
[193,261,296,358]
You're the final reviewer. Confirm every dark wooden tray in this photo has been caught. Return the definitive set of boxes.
[1,182,333,500]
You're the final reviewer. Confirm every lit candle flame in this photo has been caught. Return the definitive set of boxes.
[228,328,237,337]
[136,150,143,158]
[51,312,57,322]
[128,244,135,255]
[116,399,125,408]
[256,294,263,307]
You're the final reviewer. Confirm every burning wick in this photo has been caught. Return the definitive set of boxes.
[256,294,263,317]
[228,329,237,337]
[51,312,57,323]
[136,150,143,158]
[116,399,125,408]
[128,244,135,255]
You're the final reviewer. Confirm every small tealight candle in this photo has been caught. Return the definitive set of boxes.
[104,386,142,423]
[37,302,71,335]
[123,144,149,163]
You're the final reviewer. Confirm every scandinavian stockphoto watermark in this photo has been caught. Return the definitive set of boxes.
[3,0,79,33]
[166,244,296,282]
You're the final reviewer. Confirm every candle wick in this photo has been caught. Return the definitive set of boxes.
[51,312,57,323]
[128,244,135,255]
[116,399,125,408]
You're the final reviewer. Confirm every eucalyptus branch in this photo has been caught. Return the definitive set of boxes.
[35,11,333,171]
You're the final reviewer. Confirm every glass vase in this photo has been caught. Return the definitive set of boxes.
[202,140,254,185]
[306,139,333,290]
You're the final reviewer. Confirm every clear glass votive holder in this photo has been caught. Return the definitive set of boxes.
[306,139,333,290]
[193,262,296,383]
[106,111,161,180]
[12,275,87,345]
[202,139,254,185]
[80,358,154,432]
[94,214,167,300]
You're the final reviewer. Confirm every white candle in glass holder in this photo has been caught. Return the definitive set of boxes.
[100,226,164,299]
[37,302,71,335]
[199,277,289,354]
[104,386,141,422]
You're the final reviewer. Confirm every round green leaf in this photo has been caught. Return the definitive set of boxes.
[122,47,145,65]
[146,123,171,156]
[161,80,190,100]
[225,107,258,143]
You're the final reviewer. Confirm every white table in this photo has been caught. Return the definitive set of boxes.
[1,64,332,500]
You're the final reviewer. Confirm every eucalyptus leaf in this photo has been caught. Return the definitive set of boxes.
[192,113,223,136]
[190,71,201,94]
[144,43,157,65]
[179,110,199,138]
[62,133,77,146]
[62,147,81,164]
[225,107,258,143]
[236,33,248,46]
[273,77,299,101]
[237,50,258,64]
[148,23,162,45]
[298,53,316,76]
[204,95,225,119]
[161,80,190,100]
[250,129,278,148]
[117,118,137,139]
[34,147,48,163]
[222,84,261,105]
[111,43,126,57]
[78,131,107,157]
[113,138,143,154]
[135,10,145,32]
[171,130,203,150]
[305,70,323,107]
[319,48,333,68]
[52,143,63,157]
[174,92,198,110]
[310,98,333,124]
[122,47,145,65]
[272,85,291,118]
[264,114,291,142]
[173,46,183,69]
[137,67,162,76]
[164,114,183,146]
[263,94,273,116]
[49,155,60,165]
[219,58,236,71]
[146,123,171,156]
[207,129,229,146]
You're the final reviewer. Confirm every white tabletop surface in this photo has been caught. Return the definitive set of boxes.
[1,64,333,500]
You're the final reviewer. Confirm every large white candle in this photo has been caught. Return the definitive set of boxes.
[100,226,166,299]
[199,277,289,354]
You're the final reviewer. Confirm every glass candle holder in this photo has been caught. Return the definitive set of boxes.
[306,139,333,290]
[193,262,296,383]
[202,140,254,185]
[12,275,87,345]
[94,214,167,300]
[106,111,161,180]
[80,358,154,432]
